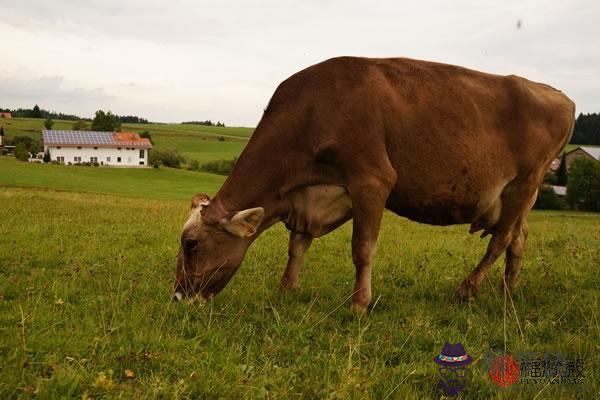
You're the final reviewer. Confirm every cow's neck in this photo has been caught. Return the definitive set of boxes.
[213,131,288,227]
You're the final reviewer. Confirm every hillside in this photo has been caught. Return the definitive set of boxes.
[0,117,252,164]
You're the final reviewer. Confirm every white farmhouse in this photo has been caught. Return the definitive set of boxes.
[43,130,152,167]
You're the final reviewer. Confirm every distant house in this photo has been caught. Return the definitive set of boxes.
[42,130,152,167]
[563,146,600,170]
[551,185,567,197]
[0,112,11,119]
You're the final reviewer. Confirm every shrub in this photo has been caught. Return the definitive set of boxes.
[43,150,51,163]
[534,186,566,210]
[148,147,185,169]
[566,158,600,211]
[200,157,237,176]
[14,143,29,161]
[543,172,557,185]
[72,120,89,130]
[187,159,200,171]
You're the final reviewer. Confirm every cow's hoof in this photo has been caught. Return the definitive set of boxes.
[350,301,369,315]
[279,278,299,291]
[456,279,478,299]
[499,278,518,294]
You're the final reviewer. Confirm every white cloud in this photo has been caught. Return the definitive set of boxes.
[1,0,598,125]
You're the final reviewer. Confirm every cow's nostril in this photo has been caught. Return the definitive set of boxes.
[182,238,198,253]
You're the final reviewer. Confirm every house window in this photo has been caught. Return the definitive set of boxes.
[139,161,145,165]
[74,156,82,163]
[94,147,98,150]
[57,156,64,163]
[117,147,122,150]
[107,156,111,162]
[90,157,98,163]
[117,157,121,163]
[57,146,61,149]
[77,146,82,150]
[139,149,145,158]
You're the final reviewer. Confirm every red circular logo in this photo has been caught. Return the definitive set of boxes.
[488,355,520,387]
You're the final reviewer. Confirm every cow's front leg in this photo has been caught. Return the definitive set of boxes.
[280,232,313,290]
[349,179,393,314]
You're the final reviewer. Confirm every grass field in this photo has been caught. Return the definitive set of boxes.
[0,118,251,164]
[0,158,598,398]
[0,158,224,201]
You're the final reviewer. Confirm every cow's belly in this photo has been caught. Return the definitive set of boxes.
[386,180,506,227]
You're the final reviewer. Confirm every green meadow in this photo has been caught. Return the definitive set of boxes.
[0,155,598,399]
[0,158,224,201]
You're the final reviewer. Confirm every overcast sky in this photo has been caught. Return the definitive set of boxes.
[1,0,599,126]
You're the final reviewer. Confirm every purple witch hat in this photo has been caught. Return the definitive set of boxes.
[434,342,473,367]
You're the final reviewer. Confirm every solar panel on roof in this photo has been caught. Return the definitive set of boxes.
[42,130,150,148]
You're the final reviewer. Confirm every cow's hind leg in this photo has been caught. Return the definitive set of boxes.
[502,220,529,292]
[280,232,313,290]
[458,181,538,298]
[457,231,513,298]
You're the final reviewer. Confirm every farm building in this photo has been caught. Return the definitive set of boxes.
[0,111,11,119]
[42,130,152,167]
[562,146,600,170]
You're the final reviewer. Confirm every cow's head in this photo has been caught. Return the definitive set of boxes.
[173,193,264,302]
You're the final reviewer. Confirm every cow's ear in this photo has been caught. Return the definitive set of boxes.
[222,207,264,237]
[190,193,210,212]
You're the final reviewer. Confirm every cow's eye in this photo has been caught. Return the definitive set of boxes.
[182,238,198,253]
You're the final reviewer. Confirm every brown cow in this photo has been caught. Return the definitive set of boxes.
[173,57,575,313]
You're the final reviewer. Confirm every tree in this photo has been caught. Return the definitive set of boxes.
[571,113,600,145]
[31,104,42,118]
[566,157,600,211]
[44,117,54,129]
[43,150,51,163]
[91,110,121,132]
[139,131,153,144]
[555,153,568,186]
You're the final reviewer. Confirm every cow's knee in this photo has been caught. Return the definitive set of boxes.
[280,233,312,291]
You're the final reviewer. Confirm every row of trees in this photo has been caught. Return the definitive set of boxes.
[4,105,81,120]
[571,113,600,145]
[181,120,226,127]
[2,104,227,127]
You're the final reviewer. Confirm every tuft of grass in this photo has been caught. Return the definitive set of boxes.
[0,185,598,398]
